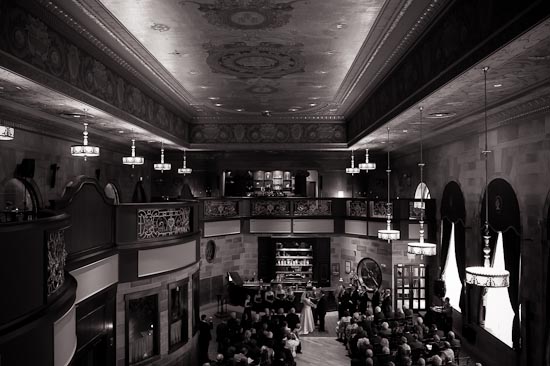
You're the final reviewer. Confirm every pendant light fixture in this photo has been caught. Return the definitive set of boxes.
[0,119,14,140]
[465,67,509,288]
[408,106,437,256]
[345,150,360,175]
[122,133,144,168]
[177,150,192,175]
[153,141,171,173]
[378,127,400,242]
[70,109,100,161]
[359,148,376,171]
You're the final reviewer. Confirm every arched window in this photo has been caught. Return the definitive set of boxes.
[104,183,120,204]
[441,223,462,312]
[414,182,431,200]
[484,232,514,347]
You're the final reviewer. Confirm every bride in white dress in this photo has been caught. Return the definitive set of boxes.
[300,290,316,335]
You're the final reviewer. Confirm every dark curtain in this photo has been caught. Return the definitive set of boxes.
[439,219,452,275]
[481,179,521,349]
[132,180,148,203]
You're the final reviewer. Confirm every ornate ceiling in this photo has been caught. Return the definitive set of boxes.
[0,0,548,154]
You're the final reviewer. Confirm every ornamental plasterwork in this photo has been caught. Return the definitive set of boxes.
[204,200,239,219]
[47,229,67,297]
[294,200,332,216]
[183,0,302,30]
[190,123,345,143]
[0,4,187,139]
[348,200,368,217]
[204,42,305,79]
[137,207,191,240]
[251,200,291,216]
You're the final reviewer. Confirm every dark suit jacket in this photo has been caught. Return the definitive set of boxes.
[199,320,213,342]
[316,295,327,314]
[286,313,300,330]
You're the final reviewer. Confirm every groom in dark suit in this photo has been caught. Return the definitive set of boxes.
[316,289,327,332]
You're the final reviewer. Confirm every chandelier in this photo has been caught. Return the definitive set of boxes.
[465,67,509,288]
[345,150,360,175]
[408,106,437,256]
[70,110,100,161]
[153,142,171,173]
[359,148,376,171]
[177,150,192,175]
[378,127,400,242]
[122,137,144,168]
[0,119,14,140]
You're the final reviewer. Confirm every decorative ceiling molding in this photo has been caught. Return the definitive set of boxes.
[347,0,550,146]
[0,1,188,144]
[40,0,196,117]
[190,122,346,144]
[192,115,345,123]
[335,0,446,114]
[189,142,349,152]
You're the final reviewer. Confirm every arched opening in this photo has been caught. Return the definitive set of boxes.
[414,182,431,200]
[104,182,120,204]
[481,178,521,349]
[440,181,466,313]
[0,177,39,222]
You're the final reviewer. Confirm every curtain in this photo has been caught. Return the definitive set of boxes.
[439,218,453,275]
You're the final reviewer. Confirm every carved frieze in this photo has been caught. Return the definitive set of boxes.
[251,200,291,216]
[191,122,345,143]
[348,200,368,217]
[204,200,239,219]
[137,207,191,239]
[294,200,332,216]
[46,229,67,297]
[0,3,187,139]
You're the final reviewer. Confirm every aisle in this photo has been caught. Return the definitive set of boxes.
[295,337,348,366]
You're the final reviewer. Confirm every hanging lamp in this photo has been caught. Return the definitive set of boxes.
[153,141,171,173]
[0,119,14,140]
[70,109,100,161]
[345,150,360,175]
[378,127,400,242]
[465,67,509,288]
[408,106,437,256]
[359,148,376,171]
[122,134,144,168]
[177,150,192,175]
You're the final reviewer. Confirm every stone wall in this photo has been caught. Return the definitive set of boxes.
[115,263,199,366]
[392,110,550,366]
[0,129,152,204]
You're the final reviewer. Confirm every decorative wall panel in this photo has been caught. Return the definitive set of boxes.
[294,200,332,216]
[137,207,190,240]
[46,229,67,297]
[347,200,368,217]
[251,200,290,216]
[0,2,187,139]
[190,122,345,144]
[204,200,238,219]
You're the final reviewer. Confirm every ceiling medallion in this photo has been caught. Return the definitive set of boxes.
[205,42,304,78]
[185,0,299,30]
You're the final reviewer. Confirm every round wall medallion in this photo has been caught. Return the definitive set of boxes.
[357,258,383,292]
[205,240,216,263]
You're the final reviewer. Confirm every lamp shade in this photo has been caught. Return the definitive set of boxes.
[378,229,400,241]
[122,138,144,167]
[465,266,510,287]
[71,122,100,160]
[407,241,437,256]
[0,125,14,140]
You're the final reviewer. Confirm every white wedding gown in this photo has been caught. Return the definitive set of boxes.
[300,292,316,335]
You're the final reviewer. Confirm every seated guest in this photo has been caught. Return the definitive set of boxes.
[396,308,406,319]
[337,311,352,341]
[414,317,426,340]
[374,306,386,322]
[366,357,374,366]
[447,331,461,348]
[357,337,373,352]
[403,304,414,317]
[427,355,442,366]
[275,307,286,323]
[409,334,424,352]
[380,322,392,337]
[428,324,444,339]
[416,358,426,366]
[440,341,454,364]
[285,332,300,357]
[377,346,393,366]
[214,353,225,366]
